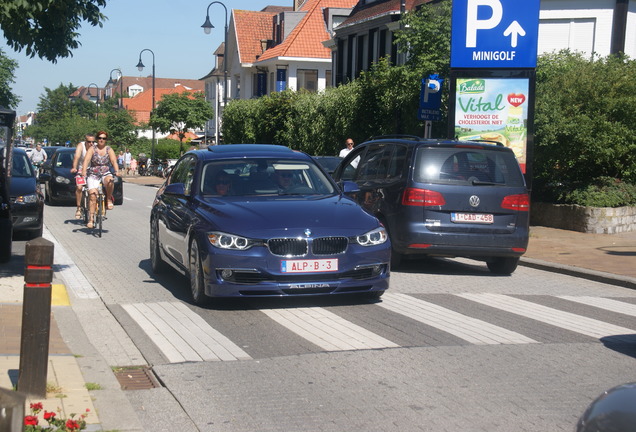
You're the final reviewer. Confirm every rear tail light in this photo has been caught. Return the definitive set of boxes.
[501,193,530,211]
[402,188,446,206]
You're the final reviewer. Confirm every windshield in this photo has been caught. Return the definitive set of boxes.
[414,147,525,187]
[11,153,35,178]
[55,152,74,168]
[200,158,337,197]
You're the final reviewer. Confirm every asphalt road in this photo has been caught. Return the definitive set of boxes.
[41,182,636,432]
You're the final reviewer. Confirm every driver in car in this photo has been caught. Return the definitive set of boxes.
[274,170,294,192]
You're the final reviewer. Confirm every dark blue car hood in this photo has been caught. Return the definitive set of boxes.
[9,176,37,197]
[196,194,380,238]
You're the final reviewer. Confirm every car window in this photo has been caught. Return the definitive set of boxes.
[358,144,392,181]
[414,147,525,186]
[339,147,365,181]
[387,145,407,180]
[170,156,197,195]
[11,153,35,178]
[200,158,336,196]
[56,152,74,168]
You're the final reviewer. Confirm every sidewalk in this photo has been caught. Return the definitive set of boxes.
[1,179,635,430]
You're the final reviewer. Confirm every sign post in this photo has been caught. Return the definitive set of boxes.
[448,0,540,187]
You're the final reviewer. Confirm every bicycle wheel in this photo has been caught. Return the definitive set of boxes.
[81,188,89,224]
[96,193,104,237]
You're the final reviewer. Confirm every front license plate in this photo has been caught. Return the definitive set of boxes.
[281,259,338,273]
[451,212,494,224]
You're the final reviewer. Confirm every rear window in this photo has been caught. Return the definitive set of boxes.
[413,147,525,187]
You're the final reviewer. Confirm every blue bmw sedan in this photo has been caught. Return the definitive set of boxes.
[150,144,390,304]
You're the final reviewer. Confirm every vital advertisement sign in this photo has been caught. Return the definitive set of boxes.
[454,77,529,172]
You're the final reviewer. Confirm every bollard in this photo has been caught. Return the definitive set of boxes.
[0,387,26,432]
[17,237,54,398]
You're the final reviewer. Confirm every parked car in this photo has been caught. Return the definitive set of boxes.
[150,144,390,304]
[39,147,124,205]
[0,146,12,261]
[9,147,44,238]
[332,136,530,274]
[312,156,343,177]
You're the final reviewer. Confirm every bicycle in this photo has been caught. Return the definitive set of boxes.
[82,179,107,237]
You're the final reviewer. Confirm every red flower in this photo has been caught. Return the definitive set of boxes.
[24,415,39,426]
[29,402,43,411]
[66,419,80,430]
[44,410,56,420]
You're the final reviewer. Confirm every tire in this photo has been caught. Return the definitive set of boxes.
[188,240,209,305]
[150,218,166,274]
[96,194,104,237]
[487,257,519,275]
[365,290,384,302]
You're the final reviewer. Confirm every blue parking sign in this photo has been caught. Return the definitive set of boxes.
[451,0,540,69]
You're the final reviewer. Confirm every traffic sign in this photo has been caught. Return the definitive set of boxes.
[418,75,444,122]
[451,0,540,69]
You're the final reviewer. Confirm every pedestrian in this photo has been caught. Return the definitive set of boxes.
[124,148,132,175]
[130,157,137,176]
[117,151,124,172]
[339,138,354,158]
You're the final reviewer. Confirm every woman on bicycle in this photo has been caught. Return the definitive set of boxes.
[81,131,119,228]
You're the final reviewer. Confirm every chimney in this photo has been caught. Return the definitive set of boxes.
[294,0,306,11]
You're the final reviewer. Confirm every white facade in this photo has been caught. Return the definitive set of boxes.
[539,0,636,58]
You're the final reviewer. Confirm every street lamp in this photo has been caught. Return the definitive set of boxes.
[136,49,156,161]
[109,68,124,109]
[202,1,228,144]
[87,83,99,120]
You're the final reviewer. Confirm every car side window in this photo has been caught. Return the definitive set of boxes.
[170,156,197,195]
[340,148,364,181]
[387,145,407,181]
[358,144,392,181]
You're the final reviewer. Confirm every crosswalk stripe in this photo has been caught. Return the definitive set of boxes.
[261,307,399,351]
[379,293,537,345]
[122,302,251,363]
[558,296,636,316]
[459,293,636,342]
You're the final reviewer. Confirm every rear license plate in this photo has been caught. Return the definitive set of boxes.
[281,259,338,273]
[451,212,494,224]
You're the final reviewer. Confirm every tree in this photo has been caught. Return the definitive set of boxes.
[0,48,20,108]
[149,91,213,155]
[0,0,108,62]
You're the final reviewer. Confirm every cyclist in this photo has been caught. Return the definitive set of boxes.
[29,143,47,174]
[81,131,119,228]
[70,133,96,219]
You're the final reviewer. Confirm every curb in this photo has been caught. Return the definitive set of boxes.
[520,256,636,290]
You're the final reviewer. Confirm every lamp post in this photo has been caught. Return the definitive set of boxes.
[201,1,228,144]
[87,83,99,120]
[109,68,124,109]
[136,49,156,161]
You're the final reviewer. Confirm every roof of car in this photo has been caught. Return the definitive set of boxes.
[198,144,300,160]
[362,135,509,150]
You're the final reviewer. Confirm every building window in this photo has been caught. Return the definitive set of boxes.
[297,69,318,92]
[326,70,332,88]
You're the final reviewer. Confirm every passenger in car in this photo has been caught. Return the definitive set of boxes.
[214,172,232,196]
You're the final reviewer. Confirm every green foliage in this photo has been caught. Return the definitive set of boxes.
[0,48,20,108]
[556,177,636,207]
[0,0,107,62]
[149,91,213,155]
[153,139,182,160]
[534,51,636,204]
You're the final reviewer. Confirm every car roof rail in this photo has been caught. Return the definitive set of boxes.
[462,139,505,147]
[367,134,423,141]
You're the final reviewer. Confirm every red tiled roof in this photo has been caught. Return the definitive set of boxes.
[123,85,203,125]
[258,0,358,62]
[234,9,280,64]
[165,131,199,141]
[340,0,429,27]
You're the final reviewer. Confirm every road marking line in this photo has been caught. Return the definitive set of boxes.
[559,296,636,317]
[380,293,537,345]
[262,307,399,351]
[51,284,70,306]
[122,302,251,363]
[124,197,133,201]
[459,293,636,342]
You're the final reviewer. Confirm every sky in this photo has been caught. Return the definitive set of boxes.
[2,0,282,116]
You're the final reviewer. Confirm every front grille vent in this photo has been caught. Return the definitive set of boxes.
[267,238,308,257]
[312,237,348,255]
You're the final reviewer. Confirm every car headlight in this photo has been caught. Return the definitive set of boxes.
[355,227,388,246]
[208,231,254,250]
[55,176,71,184]
[16,193,39,204]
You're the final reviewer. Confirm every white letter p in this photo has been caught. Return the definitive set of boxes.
[466,0,503,48]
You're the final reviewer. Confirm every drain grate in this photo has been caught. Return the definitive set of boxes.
[113,366,161,390]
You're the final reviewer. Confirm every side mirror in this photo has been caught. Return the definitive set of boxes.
[341,181,360,194]
[164,182,185,196]
[38,173,51,183]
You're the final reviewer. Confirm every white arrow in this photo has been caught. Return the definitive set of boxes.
[503,20,526,48]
